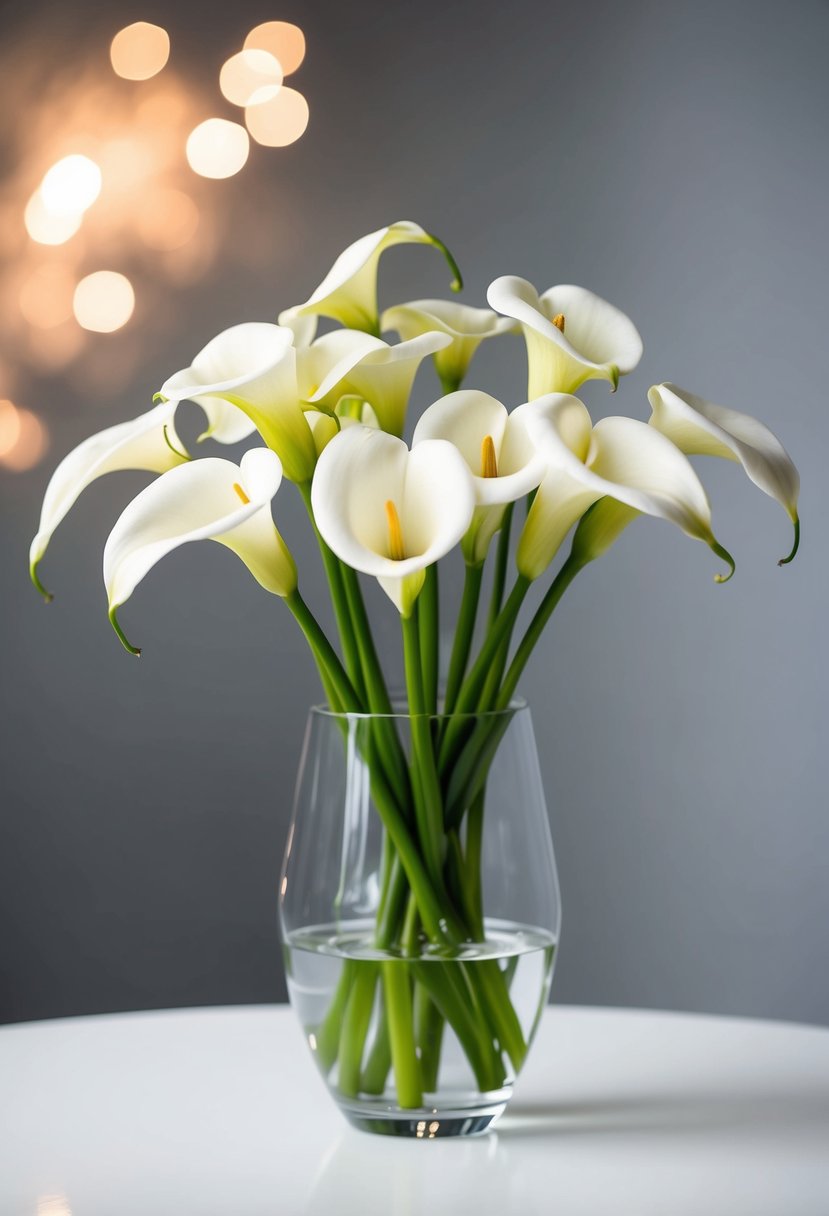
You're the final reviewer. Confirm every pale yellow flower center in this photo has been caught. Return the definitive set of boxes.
[552,313,565,332]
[385,499,406,561]
[480,434,498,478]
[233,482,250,505]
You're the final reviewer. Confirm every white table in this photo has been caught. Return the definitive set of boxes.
[1,1005,827,1215]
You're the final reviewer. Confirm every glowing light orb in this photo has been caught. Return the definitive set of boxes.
[137,188,200,251]
[220,49,283,107]
[40,155,102,216]
[24,192,82,245]
[245,87,309,147]
[73,271,135,333]
[186,118,250,179]
[19,265,76,329]
[244,21,306,75]
[110,22,170,81]
[0,404,49,471]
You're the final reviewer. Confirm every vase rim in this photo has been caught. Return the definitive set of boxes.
[309,697,528,722]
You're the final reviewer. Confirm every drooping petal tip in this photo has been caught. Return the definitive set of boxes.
[109,606,141,656]
[427,232,463,293]
[162,426,191,462]
[778,516,800,567]
[30,561,53,603]
[709,539,736,584]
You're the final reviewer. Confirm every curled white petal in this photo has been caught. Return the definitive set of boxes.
[30,400,187,597]
[160,322,315,482]
[104,448,295,650]
[487,276,643,398]
[279,221,462,333]
[311,426,475,612]
[382,299,514,390]
[648,382,800,562]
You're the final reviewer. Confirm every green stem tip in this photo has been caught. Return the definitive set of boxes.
[778,516,800,567]
[30,562,53,604]
[109,607,141,657]
[710,538,736,584]
[428,232,463,293]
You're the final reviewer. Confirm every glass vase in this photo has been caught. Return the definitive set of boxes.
[279,701,560,1138]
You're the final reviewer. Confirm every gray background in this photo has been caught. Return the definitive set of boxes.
[1,0,827,1026]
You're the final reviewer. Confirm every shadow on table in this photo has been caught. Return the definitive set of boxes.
[499,1085,829,1141]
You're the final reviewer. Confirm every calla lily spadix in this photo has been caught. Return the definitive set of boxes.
[487,277,644,399]
[311,426,476,615]
[382,300,515,394]
[648,382,801,564]
[278,220,463,336]
[30,400,188,602]
[104,448,295,655]
[302,328,452,438]
[412,390,546,563]
[517,393,735,582]
[159,323,317,483]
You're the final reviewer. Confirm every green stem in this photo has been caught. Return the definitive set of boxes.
[285,589,360,711]
[383,964,423,1108]
[360,992,392,1094]
[402,612,444,884]
[487,503,514,631]
[414,984,445,1092]
[442,561,483,717]
[419,564,440,716]
[338,965,378,1097]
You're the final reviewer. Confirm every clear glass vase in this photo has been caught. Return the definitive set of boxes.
[279,701,560,1137]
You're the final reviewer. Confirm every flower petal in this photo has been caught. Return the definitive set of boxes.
[648,382,800,562]
[104,448,295,651]
[160,323,316,481]
[382,299,514,391]
[311,426,475,612]
[487,276,643,397]
[278,221,462,333]
[30,401,187,598]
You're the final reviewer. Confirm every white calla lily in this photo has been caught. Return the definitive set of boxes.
[311,426,476,615]
[159,323,317,483]
[487,276,644,398]
[30,400,187,600]
[517,393,734,581]
[302,328,451,437]
[648,382,800,564]
[104,448,295,654]
[412,390,545,563]
[278,220,462,335]
[381,299,515,393]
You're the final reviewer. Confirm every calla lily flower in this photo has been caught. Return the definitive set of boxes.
[302,328,452,437]
[30,400,187,601]
[104,448,295,654]
[412,390,545,563]
[517,393,734,581]
[648,382,801,564]
[159,323,317,483]
[487,276,644,398]
[278,221,462,335]
[311,426,476,615]
[381,299,515,393]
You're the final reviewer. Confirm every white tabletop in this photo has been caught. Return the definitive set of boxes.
[1,1004,827,1215]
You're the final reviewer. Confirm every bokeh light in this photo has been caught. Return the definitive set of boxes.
[24,192,82,245]
[244,21,306,75]
[137,188,200,251]
[0,402,49,471]
[186,118,250,179]
[245,87,309,147]
[73,271,135,332]
[110,23,170,81]
[220,49,283,107]
[19,265,76,328]
[40,155,102,216]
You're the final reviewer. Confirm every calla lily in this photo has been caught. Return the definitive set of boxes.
[305,400,380,458]
[104,448,295,654]
[311,426,476,615]
[302,328,452,437]
[648,382,801,564]
[30,400,188,601]
[412,390,545,563]
[487,277,644,398]
[159,323,317,483]
[381,299,515,393]
[517,393,734,581]
[278,221,462,335]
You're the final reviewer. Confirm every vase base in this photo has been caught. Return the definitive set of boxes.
[340,1101,508,1138]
